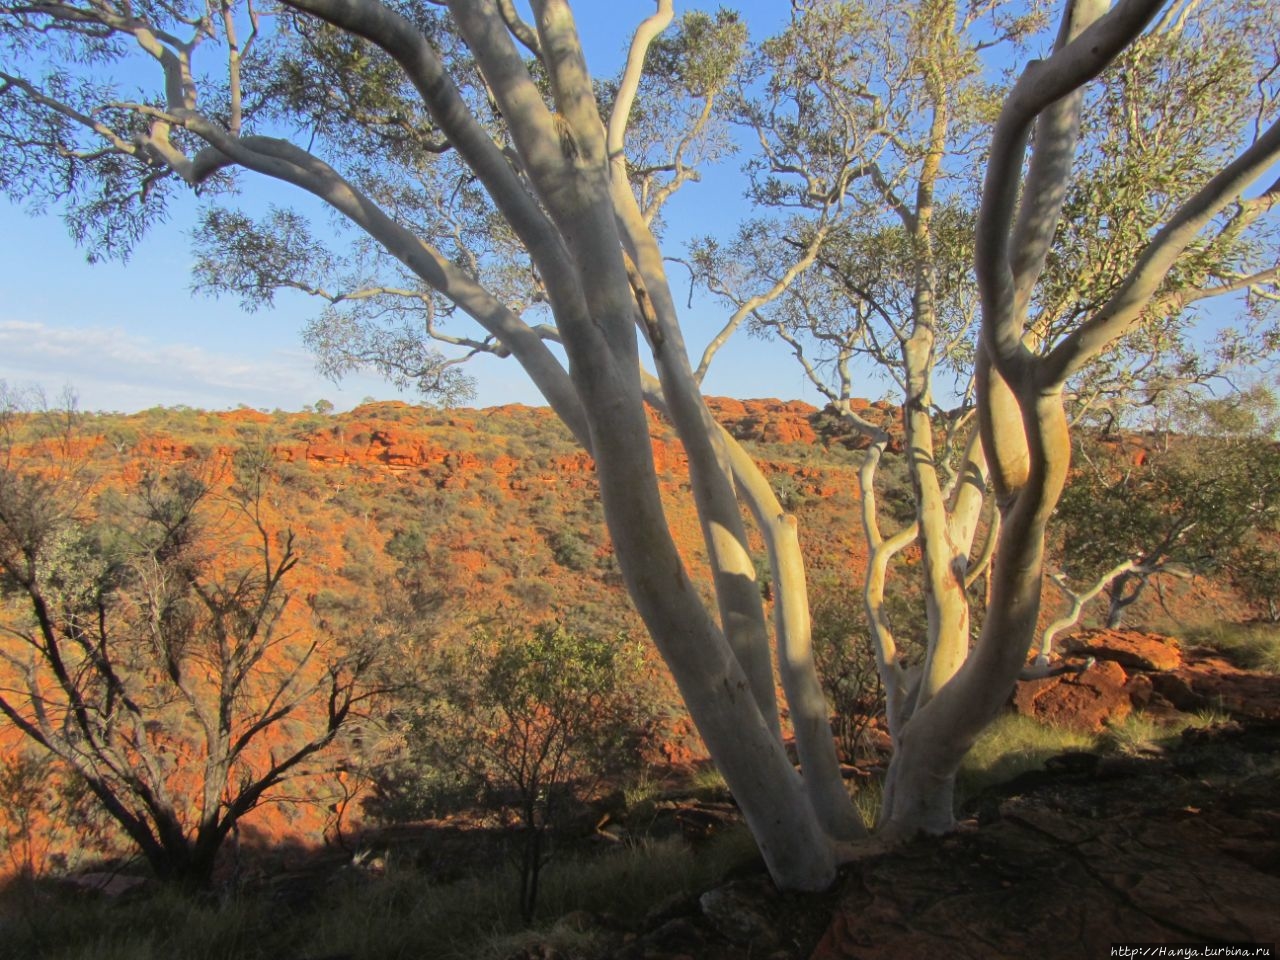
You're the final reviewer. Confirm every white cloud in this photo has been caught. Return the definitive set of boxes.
[0,320,380,412]
[0,318,560,412]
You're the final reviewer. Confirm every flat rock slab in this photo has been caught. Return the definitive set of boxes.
[813,730,1280,960]
[1162,652,1280,722]
[1062,629,1183,672]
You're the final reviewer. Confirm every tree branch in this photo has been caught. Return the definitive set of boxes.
[606,0,673,163]
[1041,115,1280,387]
[977,0,1168,377]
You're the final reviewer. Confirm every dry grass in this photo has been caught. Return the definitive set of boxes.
[1184,621,1280,673]
[0,799,760,960]
[956,712,1097,801]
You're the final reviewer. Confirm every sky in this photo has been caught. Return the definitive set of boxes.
[0,1,829,415]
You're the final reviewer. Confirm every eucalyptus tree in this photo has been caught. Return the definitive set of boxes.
[1,0,1278,890]
[703,0,1279,829]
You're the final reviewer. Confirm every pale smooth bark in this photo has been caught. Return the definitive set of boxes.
[603,9,799,739]
[453,0,835,888]
[720,429,866,841]
[246,0,1280,863]
[876,0,1167,836]
[1040,560,1141,659]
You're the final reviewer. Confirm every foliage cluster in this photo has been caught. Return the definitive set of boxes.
[371,623,657,920]
[1053,390,1280,628]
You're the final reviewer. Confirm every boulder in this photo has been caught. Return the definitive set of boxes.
[699,883,777,948]
[1061,628,1182,672]
[1012,658,1133,732]
[1163,651,1280,723]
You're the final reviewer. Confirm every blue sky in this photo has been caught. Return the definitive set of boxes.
[0,1,825,414]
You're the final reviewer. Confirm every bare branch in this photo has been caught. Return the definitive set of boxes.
[977,0,1169,375]
[1038,559,1141,660]
[1008,0,1108,317]
[696,225,830,381]
[496,0,541,58]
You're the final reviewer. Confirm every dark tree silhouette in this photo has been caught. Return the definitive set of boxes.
[0,390,374,887]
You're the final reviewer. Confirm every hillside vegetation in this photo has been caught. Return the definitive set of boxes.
[0,396,1272,889]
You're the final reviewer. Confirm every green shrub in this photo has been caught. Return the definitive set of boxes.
[508,578,555,608]
[1231,544,1280,624]
[373,624,658,920]
[548,529,595,572]
[811,591,884,762]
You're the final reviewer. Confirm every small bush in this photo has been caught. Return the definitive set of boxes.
[548,529,595,572]
[0,751,115,880]
[811,593,885,762]
[373,624,658,921]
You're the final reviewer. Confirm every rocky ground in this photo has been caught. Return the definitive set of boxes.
[534,631,1280,960]
[239,631,1280,960]
[567,719,1279,960]
[1013,627,1280,730]
[816,722,1280,959]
